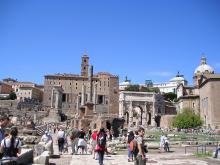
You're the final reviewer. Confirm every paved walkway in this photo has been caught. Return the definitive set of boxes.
[49,133,220,165]
[69,153,220,165]
[49,133,72,165]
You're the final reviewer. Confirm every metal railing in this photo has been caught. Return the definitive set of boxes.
[185,143,218,154]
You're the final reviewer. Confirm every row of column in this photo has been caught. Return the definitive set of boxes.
[121,101,157,127]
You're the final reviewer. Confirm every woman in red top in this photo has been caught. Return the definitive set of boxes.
[91,129,98,159]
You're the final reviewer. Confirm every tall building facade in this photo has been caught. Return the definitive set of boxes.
[43,54,119,117]
[177,56,220,129]
[2,78,43,102]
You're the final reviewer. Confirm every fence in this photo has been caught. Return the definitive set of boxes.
[185,143,218,154]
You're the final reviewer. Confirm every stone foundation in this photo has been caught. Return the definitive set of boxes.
[160,115,175,128]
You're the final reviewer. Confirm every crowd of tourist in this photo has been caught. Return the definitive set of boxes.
[43,125,151,165]
[40,125,111,165]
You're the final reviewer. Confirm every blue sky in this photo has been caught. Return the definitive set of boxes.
[1,0,220,85]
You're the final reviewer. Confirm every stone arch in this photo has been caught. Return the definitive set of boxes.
[124,111,129,125]
[155,115,161,127]
[147,112,151,125]
[133,106,144,126]
[106,120,111,130]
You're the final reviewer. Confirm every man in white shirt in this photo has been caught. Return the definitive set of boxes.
[160,134,165,152]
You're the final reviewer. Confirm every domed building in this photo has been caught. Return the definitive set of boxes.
[177,56,220,129]
[193,56,214,86]
[119,76,132,91]
[153,72,188,94]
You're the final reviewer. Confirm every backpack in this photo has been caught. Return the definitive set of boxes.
[130,139,139,156]
[70,132,76,140]
[97,132,106,147]
[3,138,20,157]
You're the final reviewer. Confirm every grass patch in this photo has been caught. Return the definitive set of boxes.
[194,151,212,158]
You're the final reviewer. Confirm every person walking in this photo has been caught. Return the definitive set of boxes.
[70,128,79,155]
[91,129,98,159]
[96,128,107,165]
[77,129,87,154]
[159,134,165,152]
[127,131,135,162]
[134,127,146,165]
[163,134,170,152]
[0,127,21,165]
[41,130,52,143]
[213,142,220,158]
[57,128,65,154]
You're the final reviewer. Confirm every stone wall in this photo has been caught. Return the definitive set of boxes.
[109,77,119,115]
[160,115,176,128]
[200,81,220,128]
[0,100,18,110]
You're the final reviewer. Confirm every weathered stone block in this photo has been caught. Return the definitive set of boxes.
[34,151,49,165]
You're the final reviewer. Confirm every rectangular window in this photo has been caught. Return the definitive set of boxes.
[62,94,66,102]
[97,95,104,104]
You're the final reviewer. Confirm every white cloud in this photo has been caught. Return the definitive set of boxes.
[146,71,173,77]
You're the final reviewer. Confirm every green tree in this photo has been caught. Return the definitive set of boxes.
[139,86,150,92]
[148,87,160,93]
[8,91,17,100]
[125,85,160,93]
[172,108,203,129]
[125,85,140,91]
[163,92,177,102]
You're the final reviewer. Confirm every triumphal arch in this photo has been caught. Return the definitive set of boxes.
[119,91,165,128]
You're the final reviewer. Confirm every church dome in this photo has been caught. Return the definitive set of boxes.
[120,76,131,86]
[194,57,214,75]
[120,81,131,86]
[170,76,185,82]
[169,72,185,82]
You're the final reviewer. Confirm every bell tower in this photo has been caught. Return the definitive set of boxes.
[81,54,89,77]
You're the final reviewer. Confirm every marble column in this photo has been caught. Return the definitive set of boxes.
[51,88,54,108]
[81,85,85,106]
[119,101,124,118]
[151,99,156,127]
[55,92,59,109]
[129,101,133,127]
[93,84,97,113]
[142,102,147,127]
[76,95,79,116]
